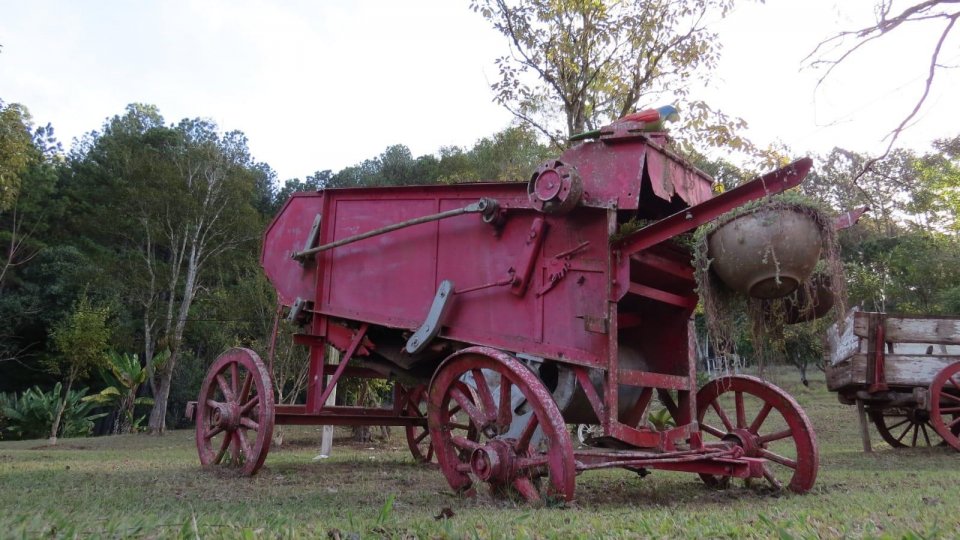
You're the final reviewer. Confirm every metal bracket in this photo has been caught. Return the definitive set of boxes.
[405,280,455,354]
[286,297,310,324]
[297,213,323,265]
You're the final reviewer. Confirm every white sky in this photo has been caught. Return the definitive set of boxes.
[2,0,958,182]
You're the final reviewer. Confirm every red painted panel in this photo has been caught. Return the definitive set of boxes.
[261,193,323,306]
[324,197,439,328]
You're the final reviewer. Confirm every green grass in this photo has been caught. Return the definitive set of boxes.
[2,370,959,539]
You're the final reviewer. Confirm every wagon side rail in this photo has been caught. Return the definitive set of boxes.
[826,310,960,393]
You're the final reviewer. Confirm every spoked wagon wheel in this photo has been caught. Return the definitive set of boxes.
[929,362,960,451]
[404,384,435,463]
[868,407,940,448]
[696,375,818,493]
[195,348,275,476]
[428,347,576,504]
[405,383,481,464]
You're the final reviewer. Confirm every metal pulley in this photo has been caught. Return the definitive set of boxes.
[527,160,582,214]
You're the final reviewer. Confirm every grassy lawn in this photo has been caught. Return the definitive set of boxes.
[2,370,959,539]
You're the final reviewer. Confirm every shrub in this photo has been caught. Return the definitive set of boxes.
[1,384,106,440]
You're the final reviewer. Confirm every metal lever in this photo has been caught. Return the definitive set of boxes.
[405,280,455,354]
[292,198,500,260]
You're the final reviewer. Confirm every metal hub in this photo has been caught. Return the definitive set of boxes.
[211,402,241,431]
[724,428,761,456]
[469,440,516,483]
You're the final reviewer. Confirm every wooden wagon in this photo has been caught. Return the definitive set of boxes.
[825,309,960,451]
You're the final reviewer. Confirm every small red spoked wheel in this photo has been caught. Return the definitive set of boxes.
[404,384,434,463]
[929,362,960,451]
[195,348,275,476]
[696,375,818,493]
[405,383,480,464]
[868,407,939,448]
[428,347,575,504]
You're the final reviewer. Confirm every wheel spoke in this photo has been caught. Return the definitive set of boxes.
[761,464,783,490]
[949,376,960,390]
[213,433,231,464]
[942,393,960,403]
[451,435,482,452]
[759,449,797,469]
[948,416,960,429]
[414,430,429,445]
[497,377,513,429]
[448,422,472,430]
[238,372,252,404]
[710,401,734,431]
[236,430,253,459]
[240,417,259,431]
[920,423,932,446]
[516,455,549,470]
[896,421,914,443]
[884,418,911,431]
[939,406,960,413]
[470,369,497,421]
[734,392,746,429]
[204,425,224,440]
[758,428,794,444]
[701,423,726,439]
[749,403,773,434]
[512,477,541,503]
[241,395,260,415]
[451,386,485,427]
[206,399,222,408]
[517,415,540,453]
[425,444,434,462]
[911,423,920,447]
[217,374,236,402]
[230,362,239,397]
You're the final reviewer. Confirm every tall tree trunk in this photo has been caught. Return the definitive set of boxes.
[147,247,199,434]
[48,373,75,445]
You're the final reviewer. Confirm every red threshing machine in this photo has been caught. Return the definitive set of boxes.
[191,123,819,503]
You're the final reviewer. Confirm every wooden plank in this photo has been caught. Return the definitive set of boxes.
[853,314,960,345]
[825,309,862,366]
[825,356,856,391]
[885,318,960,345]
[835,353,960,388]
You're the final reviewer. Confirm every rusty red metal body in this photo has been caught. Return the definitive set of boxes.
[193,123,820,502]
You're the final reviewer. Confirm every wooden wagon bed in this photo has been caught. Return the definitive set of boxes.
[825,309,960,451]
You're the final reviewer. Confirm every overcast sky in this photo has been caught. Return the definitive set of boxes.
[2,0,958,182]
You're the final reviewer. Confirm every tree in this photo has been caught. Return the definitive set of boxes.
[48,294,111,444]
[471,0,751,151]
[805,1,960,176]
[64,105,263,433]
[0,101,37,212]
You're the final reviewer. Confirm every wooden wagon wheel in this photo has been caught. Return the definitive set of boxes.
[404,383,479,463]
[696,375,818,493]
[428,347,576,504]
[867,407,940,448]
[195,348,275,476]
[404,384,435,463]
[929,362,960,451]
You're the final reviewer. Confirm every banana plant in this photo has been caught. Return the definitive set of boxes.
[84,351,164,434]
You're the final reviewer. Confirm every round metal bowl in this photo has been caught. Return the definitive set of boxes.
[707,207,823,299]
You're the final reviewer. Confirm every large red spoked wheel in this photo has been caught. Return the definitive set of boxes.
[428,347,576,504]
[929,362,960,451]
[195,348,275,476]
[868,407,939,448]
[696,375,818,493]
